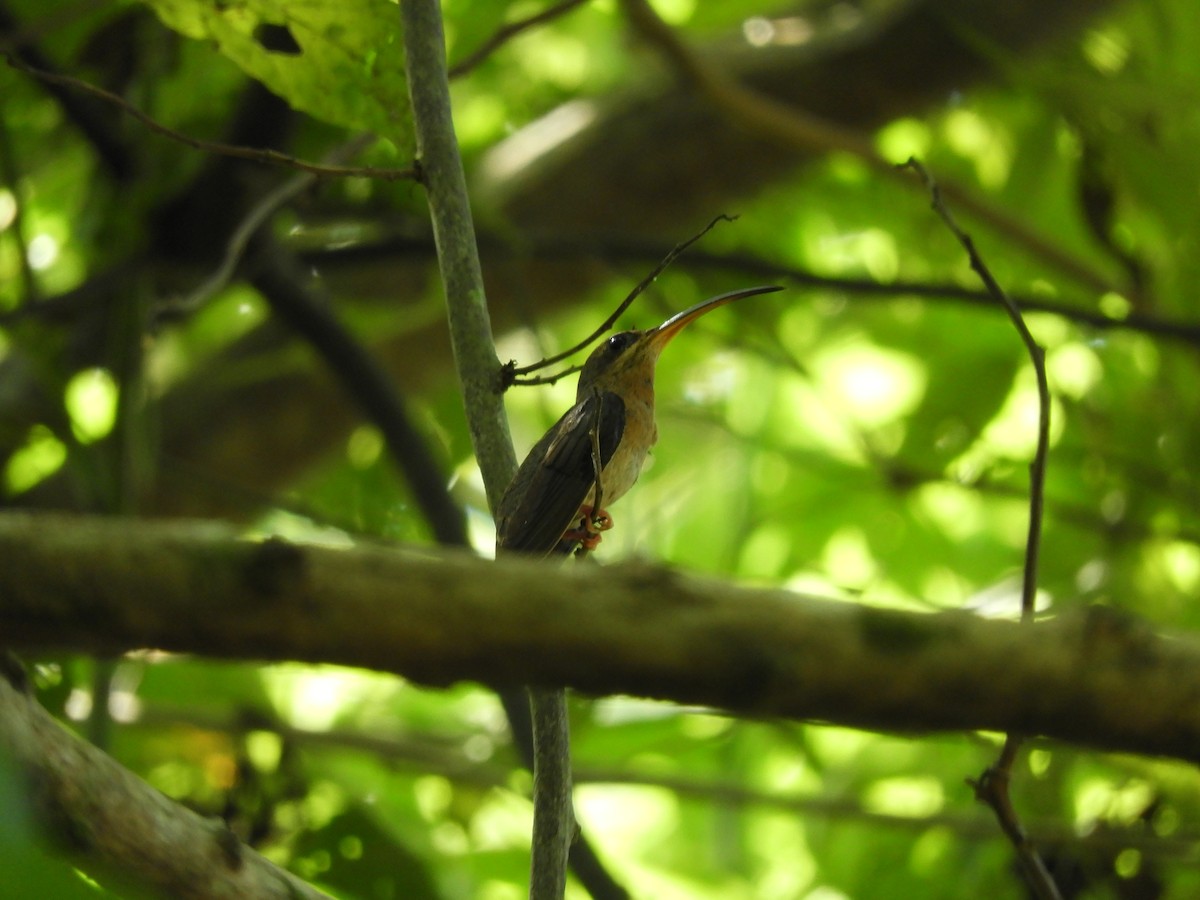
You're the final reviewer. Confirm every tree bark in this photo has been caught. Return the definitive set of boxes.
[0,664,332,899]
[2,512,1198,763]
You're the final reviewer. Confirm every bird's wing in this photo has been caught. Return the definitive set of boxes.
[496,390,625,556]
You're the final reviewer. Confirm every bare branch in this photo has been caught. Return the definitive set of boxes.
[509,214,737,382]
[448,0,591,79]
[401,5,587,898]
[401,0,515,512]
[0,670,332,898]
[3,513,1200,763]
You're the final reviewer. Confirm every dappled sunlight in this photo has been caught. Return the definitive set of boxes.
[862,776,945,819]
[911,482,985,542]
[6,0,1200,895]
[1160,540,1200,594]
[942,109,1012,190]
[1073,778,1156,829]
[263,665,397,732]
[481,99,597,184]
[747,812,816,896]
[575,784,685,890]
[811,227,900,281]
[0,188,16,230]
[1046,341,1103,399]
[875,117,933,163]
[4,425,67,494]
[820,526,878,590]
[770,372,867,462]
[812,339,926,429]
[64,368,119,444]
[738,523,794,580]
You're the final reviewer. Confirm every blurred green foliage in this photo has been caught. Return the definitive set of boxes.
[2,0,1200,897]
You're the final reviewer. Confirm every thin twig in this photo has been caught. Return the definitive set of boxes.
[4,55,417,181]
[570,392,607,563]
[528,689,574,900]
[514,362,586,388]
[509,213,737,383]
[306,232,1200,346]
[902,158,1050,623]
[587,396,605,538]
[401,0,515,510]
[0,2,133,180]
[448,0,591,79]
[903,157,1057,900]
[969,737,1063,900]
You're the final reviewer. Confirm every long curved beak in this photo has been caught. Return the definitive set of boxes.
[648,285,783,350]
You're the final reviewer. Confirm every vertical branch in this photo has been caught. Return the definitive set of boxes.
[400,0,515,512]
[902,158,1058,900]
[400,6,576,900]
[529,688,574,900]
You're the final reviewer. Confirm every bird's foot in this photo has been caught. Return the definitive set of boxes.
[564,506,613,550]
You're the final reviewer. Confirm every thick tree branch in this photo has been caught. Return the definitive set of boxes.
[3,513,1200,763]
[0,668,331,899]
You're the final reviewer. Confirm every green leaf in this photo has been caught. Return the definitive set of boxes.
[138,0,412,145]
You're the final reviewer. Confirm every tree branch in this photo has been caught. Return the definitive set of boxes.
[481,0,1122,288]
[3,512,1200,763]
[448,0,591,80]
[246,236,469,546]
[401,0,514,511]
[903,157,1060,897]
[0,666,332,899]
[402,6,582,898]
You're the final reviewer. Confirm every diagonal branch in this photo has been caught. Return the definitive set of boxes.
[246,236,469,545]
[5,55,417,181]
[0,666,332,899]
[448,0,591,79]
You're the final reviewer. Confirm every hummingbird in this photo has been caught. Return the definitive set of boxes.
[496,285,782,557]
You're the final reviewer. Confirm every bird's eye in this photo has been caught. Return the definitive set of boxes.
[607,332,637,352]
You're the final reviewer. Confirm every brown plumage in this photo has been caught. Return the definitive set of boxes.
[496,285,782,557]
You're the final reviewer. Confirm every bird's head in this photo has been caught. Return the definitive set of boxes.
[575,285,782,399]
